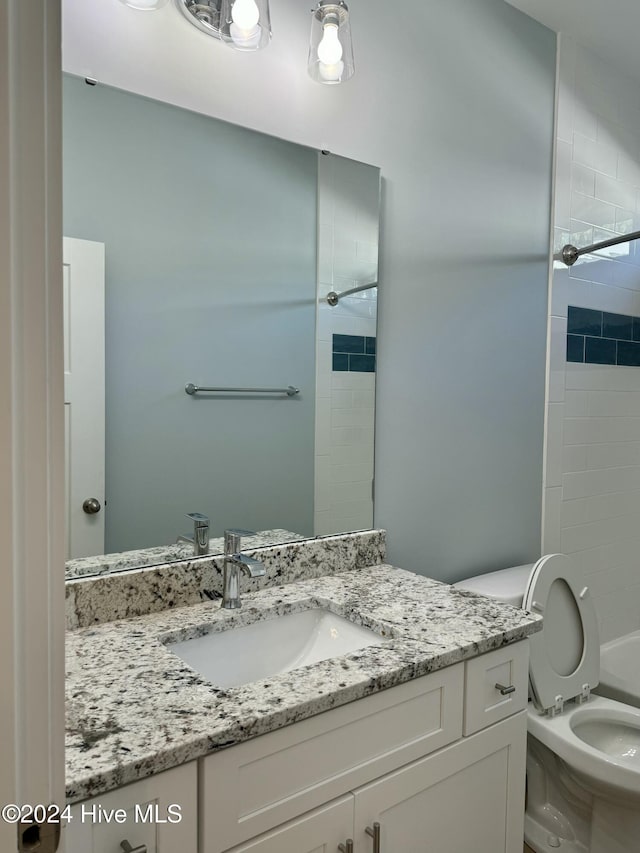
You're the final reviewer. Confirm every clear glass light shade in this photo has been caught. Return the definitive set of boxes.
[219,0,271,51]
[308,1,355,85]
[118,0,169,10]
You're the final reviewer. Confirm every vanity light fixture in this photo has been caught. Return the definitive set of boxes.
[308,0,355,84]
[175,0,272,51]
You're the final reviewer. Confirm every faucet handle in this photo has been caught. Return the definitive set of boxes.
[224,528,254,537]
[186,512,209,526]
[224,528,256,555]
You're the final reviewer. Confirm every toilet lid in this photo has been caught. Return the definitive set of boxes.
[523,553,600,713]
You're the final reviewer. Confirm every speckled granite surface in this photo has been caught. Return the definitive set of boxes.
[65,529,306,580]
[66,529,386,629]
[66,563,541,803]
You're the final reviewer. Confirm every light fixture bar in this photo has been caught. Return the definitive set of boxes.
[176,0,271,50]
[119,0,170,10]
[176,0,224,38]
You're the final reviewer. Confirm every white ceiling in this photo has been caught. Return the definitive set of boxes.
[505,0,640,83]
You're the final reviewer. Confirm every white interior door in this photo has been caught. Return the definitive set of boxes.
[63,237,105,559]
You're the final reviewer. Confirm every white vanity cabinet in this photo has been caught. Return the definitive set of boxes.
[64,644,528,853]
[221,712,525,853]
[64,762,197,853]
[202,643,529,853]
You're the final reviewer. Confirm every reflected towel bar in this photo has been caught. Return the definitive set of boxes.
[561,229,640,266]
[326,282,378,306]
[185,383,299,397]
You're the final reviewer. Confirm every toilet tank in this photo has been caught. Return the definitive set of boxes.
[453,563,534,607]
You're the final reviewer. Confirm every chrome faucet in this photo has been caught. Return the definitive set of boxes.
[222,529,266,609]
[177,512,210,556]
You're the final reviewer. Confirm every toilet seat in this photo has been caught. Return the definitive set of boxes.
[528,697,640,802]
[524,554,600,714]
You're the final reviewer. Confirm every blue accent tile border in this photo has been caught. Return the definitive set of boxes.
[567,306,602,337]
[567,306,640,367]
[333,334,365,354]
[333,334,377,373]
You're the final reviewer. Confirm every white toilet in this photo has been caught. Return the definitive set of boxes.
[455,554,640,853]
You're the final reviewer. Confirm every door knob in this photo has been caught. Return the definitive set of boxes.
[120,841,147,853]
[82,498,101,515]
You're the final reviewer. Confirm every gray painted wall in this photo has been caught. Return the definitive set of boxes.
[372,6,555,582]
[63,76,318,551]
[63,0,556,581]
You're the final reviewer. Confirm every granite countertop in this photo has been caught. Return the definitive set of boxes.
[65,563,541,803]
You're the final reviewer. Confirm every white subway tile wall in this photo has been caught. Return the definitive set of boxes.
[545,36,640,642]
[315,301,376,535]
[314,155,379,536]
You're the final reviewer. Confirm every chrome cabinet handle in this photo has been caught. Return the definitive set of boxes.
[495,682,516,696]
[338,841,354,852]
[120,842,147,853]
[366,822,381,852]
[82,497,101,515]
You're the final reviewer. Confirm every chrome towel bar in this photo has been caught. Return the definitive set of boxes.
[185,383,299,397]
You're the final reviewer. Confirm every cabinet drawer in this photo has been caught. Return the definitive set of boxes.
[65,763,197,853]
[463,641,529,736]
[200,664,464,852]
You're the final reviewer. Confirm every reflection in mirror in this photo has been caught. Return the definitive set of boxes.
[314,153,379,536]
[62,74,380,579]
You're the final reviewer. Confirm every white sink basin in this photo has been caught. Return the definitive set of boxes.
[166,608,383,689]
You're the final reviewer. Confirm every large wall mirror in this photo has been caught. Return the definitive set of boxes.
[63,74,381,579]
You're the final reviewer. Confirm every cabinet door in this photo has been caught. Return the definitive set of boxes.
[202,665,463,851]
[64,763,197,853]
[223,796,354,853]
[353,712,526,853]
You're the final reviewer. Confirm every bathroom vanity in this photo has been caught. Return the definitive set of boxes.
[67,647,528,852]
[64,537,540,853]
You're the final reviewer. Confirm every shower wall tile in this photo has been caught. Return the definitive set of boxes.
[603,311,632,340]
[348,353,376,373]
[567,334,585,362]
[618,340,640,366]
[334,333,367,354]
[566,306,640,365]
[332,334,377,373]
[567,306,602,336]
[572,163,596,197]
[584,335,615,364]
[546,35,640,644]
